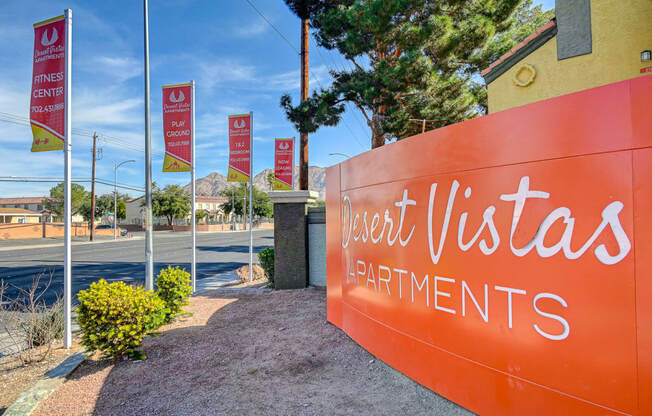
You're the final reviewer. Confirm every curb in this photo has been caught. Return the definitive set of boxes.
[0,236,145,252]
[3,351,85,416]
[194,272,240,295]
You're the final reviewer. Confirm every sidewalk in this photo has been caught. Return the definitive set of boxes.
[0,235,143,252]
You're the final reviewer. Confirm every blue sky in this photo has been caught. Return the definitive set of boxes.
[0,0,554,198]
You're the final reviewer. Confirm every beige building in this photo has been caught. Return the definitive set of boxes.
[482,0,652,113]
[124,195,229,226]
[0,208,42,223]
[0,197,46,212]
[0,197,84,223]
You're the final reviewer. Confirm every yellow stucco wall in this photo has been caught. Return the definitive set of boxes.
[487,0,652,113]
[0,216,40,224]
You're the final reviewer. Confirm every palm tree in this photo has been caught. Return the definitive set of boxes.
[266,172,275,191]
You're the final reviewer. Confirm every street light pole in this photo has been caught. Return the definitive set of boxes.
[114,160,135,239]
[143,0,154,291]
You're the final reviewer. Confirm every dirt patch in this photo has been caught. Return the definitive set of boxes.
[0,340,80,413]
[234,264,266,282]
[33,288,471,416]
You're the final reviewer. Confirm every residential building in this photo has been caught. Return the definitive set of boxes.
[124,195,229,226]
[0,197,46,213]
[0,197,85,223]
[196,196,229,223]
[482,0,652,113]
[0,208,41,223]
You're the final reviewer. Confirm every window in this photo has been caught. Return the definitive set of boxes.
[37,204,43,211]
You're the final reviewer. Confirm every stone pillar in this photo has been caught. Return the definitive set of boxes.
[268,190,318,289]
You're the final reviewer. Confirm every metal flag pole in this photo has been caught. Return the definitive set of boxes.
[248,111,253,282]
[191,80,196,292]
[63,8,72,349]
[144,0,154,291]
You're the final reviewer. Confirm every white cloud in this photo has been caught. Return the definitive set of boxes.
[73,88,142,127]
[231,20,269,38]
[80,56,143,83]
[197,59,257,91]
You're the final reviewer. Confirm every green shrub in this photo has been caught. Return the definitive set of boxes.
[258,247,274,288]
[156,266,192,323]
[77,279,166,360]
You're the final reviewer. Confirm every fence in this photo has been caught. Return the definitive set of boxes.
[0,222,114,240]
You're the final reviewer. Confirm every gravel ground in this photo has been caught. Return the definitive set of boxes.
[33,288,472,416]
[0,340,80,414]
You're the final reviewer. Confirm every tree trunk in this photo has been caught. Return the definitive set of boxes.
[299,18,310,190]
[370,113,385,149]
[371,132,385,149]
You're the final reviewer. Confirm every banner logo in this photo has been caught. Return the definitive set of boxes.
[169,90,185,103]
[279,141,289,150]
[234,119,246,129]
[40,28,58,46]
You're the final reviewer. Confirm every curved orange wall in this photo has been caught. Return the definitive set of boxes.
[326,75,652,415]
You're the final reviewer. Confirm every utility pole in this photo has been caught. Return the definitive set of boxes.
[299,17,309,190]
[89,132,97,241]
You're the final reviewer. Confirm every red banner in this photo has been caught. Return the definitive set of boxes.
[227,114,251,182]
[274,138,294,190]
[162,83,192,172]
[30,15,66,152]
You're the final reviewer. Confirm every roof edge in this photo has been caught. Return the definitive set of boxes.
[482,20,557,85]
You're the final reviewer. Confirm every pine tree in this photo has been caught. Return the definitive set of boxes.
[280,0,523,148]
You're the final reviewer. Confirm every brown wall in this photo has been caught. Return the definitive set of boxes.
[0,223,115,240]
[172,222,274,232]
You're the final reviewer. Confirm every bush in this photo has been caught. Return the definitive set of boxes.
[156,266,192,323]
[258,247,274,288]
[29,297,64,347]
[77,279,166,360]
[1,272,65,364]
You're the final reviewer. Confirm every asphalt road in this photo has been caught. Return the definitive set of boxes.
[0,229,274,305]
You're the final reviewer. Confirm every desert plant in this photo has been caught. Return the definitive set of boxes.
[27,297,64,347]
[0,271,65,364]
[156,266,192,323]
[77,279,166,360]
[258,247,275,288]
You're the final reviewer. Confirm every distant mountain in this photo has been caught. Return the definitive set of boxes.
[184,166,326,200]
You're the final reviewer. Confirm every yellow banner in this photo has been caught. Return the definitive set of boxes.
[227,167,250,182]
[30,124,63,152]
[162,154,191,172]
[273,178,291,190]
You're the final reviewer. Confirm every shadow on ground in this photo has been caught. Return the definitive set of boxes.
[0,262,246,306]
[196,244,270,254]
[33,289,473,416]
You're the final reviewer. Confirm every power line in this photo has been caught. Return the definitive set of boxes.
[241,0,368,151]
[317,44,370,138]
[242,0,299,54]
[0,176,145,192]
[0,112,165,156]
[311,42,367,149]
